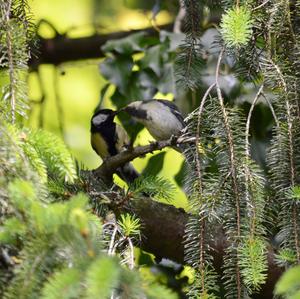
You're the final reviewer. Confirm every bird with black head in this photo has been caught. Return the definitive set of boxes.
[90,109,139,184]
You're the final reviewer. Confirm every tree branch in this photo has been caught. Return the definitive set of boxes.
[28,13,222,68]
[29,23,173,68]
[115,196,283,299]
[93,137,182,185]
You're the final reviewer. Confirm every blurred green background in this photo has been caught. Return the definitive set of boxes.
[27,0,187,208]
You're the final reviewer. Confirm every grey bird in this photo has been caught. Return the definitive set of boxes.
[122,99,185,141]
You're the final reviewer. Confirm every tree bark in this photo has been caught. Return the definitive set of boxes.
[29,23,173,68]
[121,197,283,299]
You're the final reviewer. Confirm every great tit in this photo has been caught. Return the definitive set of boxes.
[122,99,185,141]
[90,109,139,184]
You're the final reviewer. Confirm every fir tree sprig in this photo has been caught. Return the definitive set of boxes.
[129,175,176,202]
[175,0,204,90]
[0,0,33,122]
[220,6,253,48]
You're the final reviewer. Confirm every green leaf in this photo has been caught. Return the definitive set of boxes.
[94,83,110,112]
[102,32,145,54]
[117,110,144,143]
[140,45,162,76]
[110,88,131,108]
[275,265,300,295]
[138,70,159,90]
[158,62,176,94]
[174,161,186,187]
[100,56,134,94]
[85,256,121,299]
[126,71,157,100]
[160,30,185,52]
[142,152,166,176]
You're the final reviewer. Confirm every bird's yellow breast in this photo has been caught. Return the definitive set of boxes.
[91,133,109,159]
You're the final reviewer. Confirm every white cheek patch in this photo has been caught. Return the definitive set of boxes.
[92,113,108,125]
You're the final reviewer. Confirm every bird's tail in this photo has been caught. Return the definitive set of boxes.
[116,162,139,184]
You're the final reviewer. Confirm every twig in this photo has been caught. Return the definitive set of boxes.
[127,237,135,270]
[35,69,47,128]
[108,225,119,256]
[94,136,192,184]
[245,85,264,158]
[173,0,186,33]
[261,92,279,129]
[244,84,264,239]
[252,0,271,11]
[194,83,216,193]
[53,68,64,136]
[192,83,216,295]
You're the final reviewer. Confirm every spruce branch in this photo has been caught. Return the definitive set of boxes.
[4,0,16,123]
[265,57,300,263]
[191,83,216,295]
[0,0,32,121]
[284,92,299,262]
[175,0,204,89]
[245,85,264,239]
[216,47,242,298]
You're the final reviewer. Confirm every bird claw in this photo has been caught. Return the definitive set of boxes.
[170,134,178,146]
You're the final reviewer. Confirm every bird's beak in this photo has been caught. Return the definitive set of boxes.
[117,106,126,114]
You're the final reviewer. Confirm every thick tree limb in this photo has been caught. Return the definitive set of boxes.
[119,197,283,299]
[29,23,173,68]
[28,14,222,68]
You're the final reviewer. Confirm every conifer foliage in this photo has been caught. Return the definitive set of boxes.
[1,0,300,298]
[177,0,300,298]
[0,2,178,299]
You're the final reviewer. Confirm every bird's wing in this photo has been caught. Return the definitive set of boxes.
[157,100,185,127]
[115,123,130,152]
